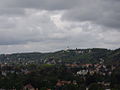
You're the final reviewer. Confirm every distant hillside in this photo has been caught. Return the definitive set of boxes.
[0,48,119,65]
[105,48,120,65]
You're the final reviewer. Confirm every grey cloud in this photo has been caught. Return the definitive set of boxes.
[0,8,25,16]
[0,0,120,53]
[1,0,120,29]
[62,0,120,29]
[0,16,17,29]
[0,11,68,45]
[0,0,79,10]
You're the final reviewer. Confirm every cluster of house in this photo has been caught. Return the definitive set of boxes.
[65,59,115,77]
[76,64,115,76]
[64,59,116,90]
[23,84,39,90]
[0,84,50,90]
[0,63,33,77]
[64,48,92,53]
[55,80,77,89]
[0,58,117,90]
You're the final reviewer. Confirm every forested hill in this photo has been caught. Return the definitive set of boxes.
[105,48,120,65]
[0,48,120,65]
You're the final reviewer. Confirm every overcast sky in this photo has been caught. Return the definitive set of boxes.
[0,0,120,54]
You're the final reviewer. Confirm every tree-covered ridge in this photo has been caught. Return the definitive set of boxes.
[0,48,119,65]
[105,48,120,65]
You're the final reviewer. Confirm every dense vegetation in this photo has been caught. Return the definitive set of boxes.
[0,64,120,90]
[0,48,120,65]
[0,48,120,90]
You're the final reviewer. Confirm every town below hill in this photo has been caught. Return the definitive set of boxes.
[0,48,120,90]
